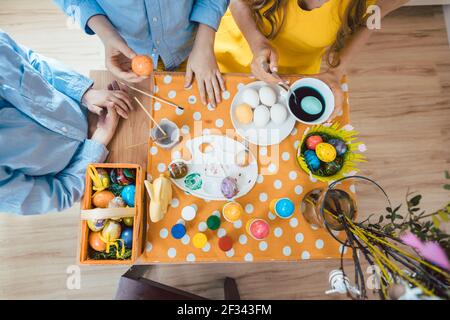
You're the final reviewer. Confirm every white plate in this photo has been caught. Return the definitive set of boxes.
[170,135,258,201]
[230,81,296,146]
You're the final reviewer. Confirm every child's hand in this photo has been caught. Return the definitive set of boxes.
[87,15,146,83]
[184,25,225,108]
[314,69,345,120]
[82,83,133,119]
[91,105,120,147]
[250,41,283,84]
[104,35,147,83]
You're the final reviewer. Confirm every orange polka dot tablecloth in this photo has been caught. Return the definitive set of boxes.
[142,72,353,263]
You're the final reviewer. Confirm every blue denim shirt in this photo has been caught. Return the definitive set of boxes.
[54,0,229,70]
[0,31,108,215]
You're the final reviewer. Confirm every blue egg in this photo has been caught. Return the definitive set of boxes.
[301,96,322,115]
[304,150,321,171]
[121,185,136,207]
[275,198,295,218]
[120,227,133,248]
[171,223,186,239]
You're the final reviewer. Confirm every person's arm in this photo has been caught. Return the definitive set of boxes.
[0,140,108,215]
[54,1,145,83]
[53,0,106,35]
[0,99,121,216]
[229,0,282,84]
[184,0,229,107]
[0,31,132,120]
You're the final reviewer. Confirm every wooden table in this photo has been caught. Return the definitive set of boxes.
[89,70,369,299]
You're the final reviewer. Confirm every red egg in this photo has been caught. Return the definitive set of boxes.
[306,135,323,150]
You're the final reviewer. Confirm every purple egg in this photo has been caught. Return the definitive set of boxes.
[221,177,239,199]
[328,139,348,156]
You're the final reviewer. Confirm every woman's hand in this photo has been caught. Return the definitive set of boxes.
[185,24,225,108]
[82,81,133,119]
[87,15,146,83]
[314,68,345,120]
[250,40,283,84]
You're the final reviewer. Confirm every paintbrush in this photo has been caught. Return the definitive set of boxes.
[120,81,184,111]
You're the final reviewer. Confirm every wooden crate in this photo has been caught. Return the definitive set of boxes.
[79,163,145,265]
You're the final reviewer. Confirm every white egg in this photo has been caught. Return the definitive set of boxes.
[253,105,270,128]
[259,86,277,106]
[242,88,260,108]
[270,103,287,125]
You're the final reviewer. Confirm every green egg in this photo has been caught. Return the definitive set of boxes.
[301,96,322,115]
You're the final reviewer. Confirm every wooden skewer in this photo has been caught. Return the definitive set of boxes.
[133,97,167,137]
[120,81,184,111]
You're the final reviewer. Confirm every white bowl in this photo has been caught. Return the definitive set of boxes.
[286,78,335,125]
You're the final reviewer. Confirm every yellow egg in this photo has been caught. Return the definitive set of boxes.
[235,103,253,125]
[316,143,337,163]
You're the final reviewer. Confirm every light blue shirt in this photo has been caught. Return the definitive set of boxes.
[55,0,229,70]
[0,31,108,215]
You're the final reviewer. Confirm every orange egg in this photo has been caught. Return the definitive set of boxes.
[92,190,115,208]
[131,55,153,76]
[89,231,106,252]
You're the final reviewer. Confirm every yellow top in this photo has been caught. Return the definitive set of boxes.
[215,0,374,75]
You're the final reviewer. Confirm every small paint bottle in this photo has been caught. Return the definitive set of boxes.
[269,198,295,219]
[246,218,270,240]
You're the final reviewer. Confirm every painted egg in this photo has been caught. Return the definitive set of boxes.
[101,220,122,242]
[108,196,126,208]
[110,168,135,186]
[270,103,287,125]
[242,88,260,108]
[235,103,254,125]
[328,138,348,156]
[89,231,106,252]
[221,177,239,199]
[259,86,277,106]
[316,143,337,163]
[87,219,106,232]
[184,173,203,191]
[222,202,243,222]
[131,55,153,76]
[92,190,115,208]
[253,105,270,128]
[169,160,188,179]
[304,150,321,171]
[95,168,110,190]
[123,217,134,227]
[306,135,323,150]
[121,185,136,207]
[323,161,343,176]
[120,227,133,248]
[301,96,322,115]
[110,183,125,196]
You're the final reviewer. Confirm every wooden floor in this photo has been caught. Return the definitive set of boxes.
[0,1,449,300]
